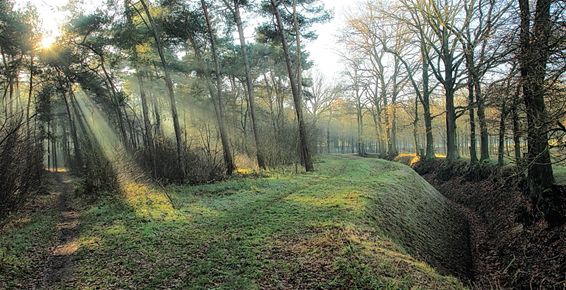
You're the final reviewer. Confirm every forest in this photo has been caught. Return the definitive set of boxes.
[0,0,565,289]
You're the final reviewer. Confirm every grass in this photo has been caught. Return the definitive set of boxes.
[0,155,467,289]
[0,193,59,288]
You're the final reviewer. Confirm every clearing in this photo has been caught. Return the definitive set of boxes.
[1,155,469,289]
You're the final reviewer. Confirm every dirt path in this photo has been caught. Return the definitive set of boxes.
[445,198,502,285]
[42,172,80,289]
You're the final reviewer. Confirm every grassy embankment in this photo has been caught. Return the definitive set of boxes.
[1,155,468,289]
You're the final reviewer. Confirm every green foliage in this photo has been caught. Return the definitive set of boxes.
[0,1,33,54]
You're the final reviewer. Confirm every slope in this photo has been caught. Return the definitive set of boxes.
[1,155,469,289]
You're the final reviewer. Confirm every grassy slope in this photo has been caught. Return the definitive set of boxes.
[1,155,467,289]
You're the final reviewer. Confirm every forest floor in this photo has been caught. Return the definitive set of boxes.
[1,155,473,289]
[42,172,81,288]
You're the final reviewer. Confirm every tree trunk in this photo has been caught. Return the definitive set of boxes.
[498,103,506,166]
[61,91,82,172]
[390,100,398,157]
[26,49,34,135]
[232,1,266,169]
[196,2,236,175]
[326,127,330,153]
[512,101,522,164]
[135,69,153,148]
[421,47,435,159]
[384,94,392,156]
[445,82,459,160]
[126,0,155,175]
[99,54,130,149]
[466,72,478,163]
[52,121,58,172]
[140,0,185,178]
[136,70,156,175]
[413,97,420,156]
[271,0,313,172]
[357,103,364,156]
[152,95,162,138]
[47,119,51,171]
[476,81,489,161]
[519,0,555,206]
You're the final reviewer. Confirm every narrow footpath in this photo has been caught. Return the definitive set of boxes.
[42,172,80,289]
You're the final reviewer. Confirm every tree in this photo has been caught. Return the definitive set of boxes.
[304,72,339,126]
[200,0,235,175]
[393,0,437,159]
[518,0,555,199]
[458,0,511,162]
[138,0,185,177]
[342,55,366,156]
[123,0,156,176]
[222,0,267,170]
[416,0,466,161]
[269,0,314,171]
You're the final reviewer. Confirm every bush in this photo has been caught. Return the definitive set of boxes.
[134,138,225,184]
[0,121,43,218]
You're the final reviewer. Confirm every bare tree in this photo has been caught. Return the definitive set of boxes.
[304,72,339,126]
[415,0,467,161]
[518,0,555,197]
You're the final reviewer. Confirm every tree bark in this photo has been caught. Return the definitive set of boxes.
[232,1,267,169]
[512,100,522,164]
[519,0,555,198]
[466,67,478,163]
[498,103,506,166]
[139,0,185,178]
[196,1,236,175]
[442,45,459,161]
[270,0,314,171]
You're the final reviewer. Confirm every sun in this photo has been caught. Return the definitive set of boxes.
[40,35,57,49]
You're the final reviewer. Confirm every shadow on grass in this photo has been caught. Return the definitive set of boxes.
[65,156,468,289]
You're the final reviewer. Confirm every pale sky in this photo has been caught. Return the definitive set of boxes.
[19,0,357,78]
[309,0,359,79]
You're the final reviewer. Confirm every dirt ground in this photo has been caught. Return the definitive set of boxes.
[414,160,565,289]
[42,172,81,289]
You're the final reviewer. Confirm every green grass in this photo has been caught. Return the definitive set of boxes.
[0,195,59,288]
[1,155,467,289]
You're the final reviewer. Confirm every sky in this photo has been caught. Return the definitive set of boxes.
[309,0,359,80]
[18,0,358,78]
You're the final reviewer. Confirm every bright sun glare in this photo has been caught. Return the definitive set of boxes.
[20,0,71,49]
[41,35,57,49]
